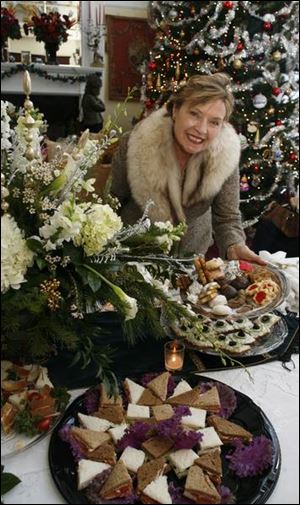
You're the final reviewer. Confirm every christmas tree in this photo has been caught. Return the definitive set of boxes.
[141,1,299,228]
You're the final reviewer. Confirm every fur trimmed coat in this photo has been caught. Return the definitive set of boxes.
[111,107,245,256]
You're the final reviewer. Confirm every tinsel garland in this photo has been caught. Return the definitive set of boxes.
[1,64,102,83]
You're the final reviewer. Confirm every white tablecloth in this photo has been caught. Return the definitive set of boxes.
[2,356,299,505]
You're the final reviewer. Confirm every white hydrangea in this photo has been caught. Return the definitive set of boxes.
[75,204,123,256]
[39,200,87,251]
[1,214,35,293]
[1,100,12,151]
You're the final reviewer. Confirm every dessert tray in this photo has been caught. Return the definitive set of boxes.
[177,258,289,321]
[49,373,281,504]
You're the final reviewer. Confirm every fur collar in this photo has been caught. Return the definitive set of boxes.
[127,107,241,223]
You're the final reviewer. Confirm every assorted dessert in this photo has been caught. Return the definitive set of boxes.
[177,257,282,318]
[59,372,273,504]
[1,361,70,443]
[171,312,281,355]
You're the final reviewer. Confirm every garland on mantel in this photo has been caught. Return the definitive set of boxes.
[1,64,102,83]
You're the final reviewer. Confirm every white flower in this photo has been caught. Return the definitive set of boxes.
[1,100,12,151]
[76,204,123,256]
[153,221,174,232]
[39,200,87,250]
[1,214,35,293]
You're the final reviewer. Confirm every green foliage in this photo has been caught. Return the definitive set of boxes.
[1,466,21,500]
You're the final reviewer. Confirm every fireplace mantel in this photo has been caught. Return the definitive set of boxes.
[1,63,102,96]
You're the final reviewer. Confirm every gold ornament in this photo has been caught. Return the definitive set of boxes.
[232,58,243,70]
[272,50,282,62]
[254,128,260,144]
[156,73,161,89]
[175,62,181,80]
[194,48,200,55]
[267,106,275,115]
[180,30,185,38]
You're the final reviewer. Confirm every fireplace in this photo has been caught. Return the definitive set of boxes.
[1,93,80,140]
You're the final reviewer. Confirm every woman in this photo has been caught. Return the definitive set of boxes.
[81,75,105,133]
[111,73,264,263]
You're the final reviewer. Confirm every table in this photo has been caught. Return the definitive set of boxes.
[2,355,299,505]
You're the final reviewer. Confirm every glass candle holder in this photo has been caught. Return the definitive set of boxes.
[164,340,185,372]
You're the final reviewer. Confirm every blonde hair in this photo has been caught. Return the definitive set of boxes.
[166,73,234,121]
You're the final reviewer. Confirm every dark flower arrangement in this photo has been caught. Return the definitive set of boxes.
[0,7,21,46]
[23,11,76,46]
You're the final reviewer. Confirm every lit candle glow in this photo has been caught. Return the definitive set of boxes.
[164,340,185,372]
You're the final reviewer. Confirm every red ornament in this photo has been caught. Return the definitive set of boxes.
[272,87,281,96]
[148,61,157,71]
[263,22,273,31]
[252,164,260,174]
[236,42,244,52]
[289,152,298,162]
[145,99,155,109]
[275,119,282,126]
[223,1,234,9]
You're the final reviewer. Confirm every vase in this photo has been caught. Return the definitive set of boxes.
[44,42,59,65]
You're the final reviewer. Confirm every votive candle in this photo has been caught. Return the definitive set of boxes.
[164,340,185,372]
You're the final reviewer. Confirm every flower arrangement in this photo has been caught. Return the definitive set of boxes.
[1,72,199,390]
[23,11,76,46]
[0,7,21,47]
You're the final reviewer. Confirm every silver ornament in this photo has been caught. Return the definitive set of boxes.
[253,93,268,109]
[263,14,276,22]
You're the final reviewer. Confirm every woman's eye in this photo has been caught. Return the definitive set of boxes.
[211,121,220,126]
[190,111,198,117]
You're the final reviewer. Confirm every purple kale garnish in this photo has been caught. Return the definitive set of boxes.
[226,435,273,478]
[84,388,100,414]
[155,406,202,449]
[117,422,151,451]
[218,485,236,504]
[200,381,237,418]
[174,429,202,450]
[58,422,85,461]
[140,372,176,396]
[168,482,194,504]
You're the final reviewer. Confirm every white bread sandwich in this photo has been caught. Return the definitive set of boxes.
[181,407,207,429]
[168,448,199,478]
[120,446,146,473]
[198,427,223,452]
[124,378,145,404]
[126,403,150,420]
[108,423,128,444]
[169,379,192,398]
[78,412,112,432]
[77,459,111,490]
[142,475,172,504]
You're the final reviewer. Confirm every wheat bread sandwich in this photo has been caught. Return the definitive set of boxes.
[96,404,125,424]
[124,378,145,404]
[166,386,202,407]
[98,383,123,407]
[142,435,174,458]
[71,427,111,451]
[196,387,221,413]
[195,449,223,485]
[207,415,253,443]
[152,404,174,422]
[77,459,111,490]
[147,372,170,402]
[137,388,163,406]
[137,457,166,492]
[141,475,172,504]
[184,465,221,504]
[85,442,117,466]
[99,459,133,500]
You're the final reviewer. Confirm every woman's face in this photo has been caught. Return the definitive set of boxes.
[172,99,226,155]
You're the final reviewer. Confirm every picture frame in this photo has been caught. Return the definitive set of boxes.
[21,51,31,65]
[106,15,155,101]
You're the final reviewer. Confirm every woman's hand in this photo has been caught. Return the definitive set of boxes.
[227,243,267,265]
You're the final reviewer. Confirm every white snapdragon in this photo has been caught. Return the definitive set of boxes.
[39,200,87,250]
[1,214,35,293]
[76,204,123,256]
